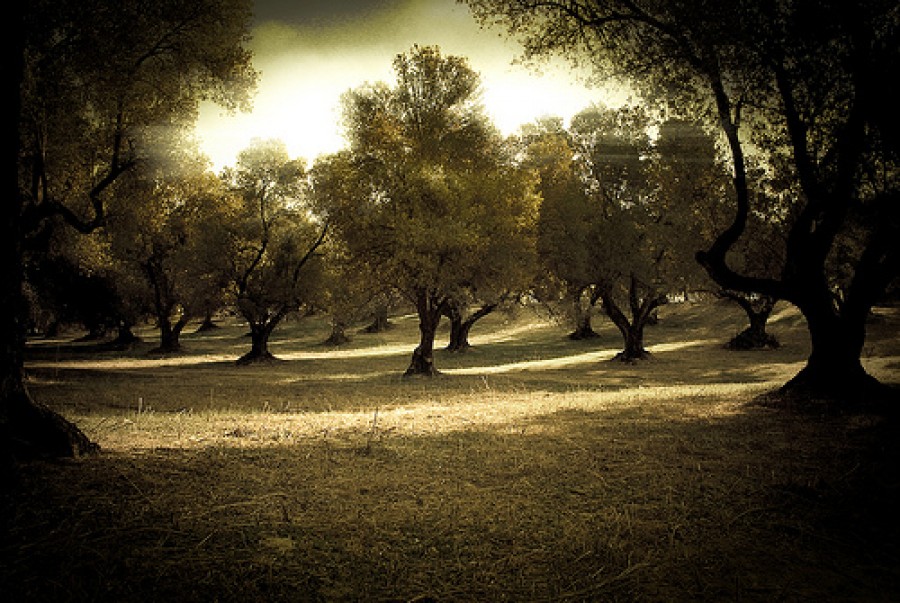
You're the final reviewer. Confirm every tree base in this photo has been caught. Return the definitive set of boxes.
[236,350,279,366]
[362,319,393,334]
[755,367,899,416]
[568,327,600,341]
[5,389,99,459]
[725,329,780,350]
[196,319,220,333]
[611,349,651,363]
[148,343,183,356]
[404,347,440,377]
[323,332,352,347]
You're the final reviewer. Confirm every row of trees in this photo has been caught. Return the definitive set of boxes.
[464,0,899,401]
[5,0,897,460]
[31,45,764,379]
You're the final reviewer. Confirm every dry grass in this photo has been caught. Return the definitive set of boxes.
[4,300,899,602]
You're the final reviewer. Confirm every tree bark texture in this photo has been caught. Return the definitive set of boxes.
[236,322,277,364]
[405,289,443,376]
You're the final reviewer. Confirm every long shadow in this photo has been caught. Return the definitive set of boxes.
[3,401,897,603]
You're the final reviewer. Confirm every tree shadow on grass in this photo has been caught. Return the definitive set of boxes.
[3,398,898,603]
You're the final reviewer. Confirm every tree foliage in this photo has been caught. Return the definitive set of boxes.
[223,139,327,364]
[3,0,257,459]
[317,46,538,375]
[106,150,234,353]
[526,105,726,359]
[465,0,900,401]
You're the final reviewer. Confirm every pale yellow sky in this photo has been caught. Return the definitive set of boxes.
[194,0,626,171]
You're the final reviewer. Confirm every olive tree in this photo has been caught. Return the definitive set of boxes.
[223,139,327,364]
[465,0,900,402]
[318,46,538,375]
[4,0,256,458]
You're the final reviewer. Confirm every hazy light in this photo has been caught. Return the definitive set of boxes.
[195,1,624,171]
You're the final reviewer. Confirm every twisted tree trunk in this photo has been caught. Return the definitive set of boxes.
[405,289,443,376]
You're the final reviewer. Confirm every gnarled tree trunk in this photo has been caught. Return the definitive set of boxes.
[154,314,189,354]
[405,289,443,376]
[237,321,278,365]
[722,291,779,350]
[599,276,667,363]
[445,302,497,353]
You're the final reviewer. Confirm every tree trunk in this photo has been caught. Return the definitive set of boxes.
[236,321,277,364]
[405,290,442,376]
[777,306,878,400]
[363,305,392,333]
[108,321,140,350]
[569,314,599,340]
[615,325,650,362]
[196,311,219,332]
[568,285,599,340]
[2,8,98,462]
[446,316,472,352]
[600,277,664,363]
[446,309,467,352]
[157,319,179,353]
[324,318,351,346]
[724,293,779,350]
[446,302,497,352]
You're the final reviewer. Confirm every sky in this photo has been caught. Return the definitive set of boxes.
[194,0,627,171]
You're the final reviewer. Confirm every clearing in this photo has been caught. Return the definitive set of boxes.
[4,299,899,602]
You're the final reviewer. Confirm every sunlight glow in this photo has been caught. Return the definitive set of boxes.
[193,1,621,171]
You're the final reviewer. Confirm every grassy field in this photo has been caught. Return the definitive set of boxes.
[4,299,899,602]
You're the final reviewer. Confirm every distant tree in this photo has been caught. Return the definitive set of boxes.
[24,229,145,343]
[326,46,538,376]
[3,0,256,458]
[530,105,700,361]
[521,127,601,340]
[309,153,397,346]
[223,139,327,364]
[465,0,900,402]
[652,117,785,350]
[106,152,234,353]
[571,104,675,361]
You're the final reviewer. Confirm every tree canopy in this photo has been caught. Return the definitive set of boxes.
[3,0,257,458]
[315,45,539,375]
[466,0,900,402]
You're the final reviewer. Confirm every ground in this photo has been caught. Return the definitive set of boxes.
[3,300,899,601]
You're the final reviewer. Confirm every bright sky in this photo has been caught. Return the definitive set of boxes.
[194,0,627,171]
